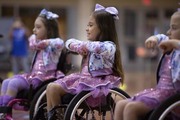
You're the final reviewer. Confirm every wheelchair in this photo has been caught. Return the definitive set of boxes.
[0,49,72,120]
[32,86,131,120]
[147,92,180,120]
[0,78,56,120]
[142,52,180,120]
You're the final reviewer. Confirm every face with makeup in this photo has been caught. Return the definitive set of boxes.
[167,12,180,40]
[33,17,47,40]
[86,15,100,41]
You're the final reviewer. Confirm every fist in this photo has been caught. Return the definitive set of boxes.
[145,36,158,49]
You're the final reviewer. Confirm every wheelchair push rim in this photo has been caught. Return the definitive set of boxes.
[64,88,130,120]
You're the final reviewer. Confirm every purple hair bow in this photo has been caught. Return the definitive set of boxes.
[178,3,180,11]
[95,4,119,20]
[39,9,59,20]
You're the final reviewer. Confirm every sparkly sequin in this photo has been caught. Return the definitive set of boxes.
[132,54,176,109]
[55,55,120,96]
[16,51,64,83]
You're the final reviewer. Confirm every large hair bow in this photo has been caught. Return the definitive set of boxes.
[94,4,119,20]
[39,9,59,20]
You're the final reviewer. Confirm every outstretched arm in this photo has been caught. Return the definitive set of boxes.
[145,34,169,51]
[29,34,64,51]
[159,39,180,53]
[65,38,88,55]
[66,38,115,57]
[145,36,158,49]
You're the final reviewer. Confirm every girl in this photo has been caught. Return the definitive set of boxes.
[9,18,30,75]
[46,3,124,120]
[0,9,65,107]
[114,9,180,120]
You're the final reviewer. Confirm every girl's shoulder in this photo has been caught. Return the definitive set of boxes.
[104,41,115,44]
[95,40,115,45]
[89,41,116,48]
[103,41,116,47]
[28,34,36,41]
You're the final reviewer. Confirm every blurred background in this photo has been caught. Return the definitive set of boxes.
[0,0,179,95]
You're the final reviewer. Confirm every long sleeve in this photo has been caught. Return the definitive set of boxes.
[29,34,37,50]
[29,34,64,51]
[65,38,116,58]
[65,38,88,55]
[86,41,116,59]
[155,34,169,44]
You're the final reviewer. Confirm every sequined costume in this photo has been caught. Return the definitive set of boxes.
[55,55,120,96]
[132,53,177,109]
[0,35,65,105]
[55,39,121,106]
[131,34,180,109]
[14,34,65,84]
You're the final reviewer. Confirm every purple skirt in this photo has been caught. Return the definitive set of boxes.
[131,88,176,109]
[56,72,120,96]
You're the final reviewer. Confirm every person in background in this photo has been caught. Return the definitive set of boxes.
[9,18,30,74]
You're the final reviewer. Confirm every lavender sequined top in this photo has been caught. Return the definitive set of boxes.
[65,38,116,77]
[132,54,176,109]
[156,34,180,83]
[17,34,65,83]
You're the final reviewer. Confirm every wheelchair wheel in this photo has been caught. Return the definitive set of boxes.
[148,93,180,120]
[64,87,130,120]
[29,85,47,120]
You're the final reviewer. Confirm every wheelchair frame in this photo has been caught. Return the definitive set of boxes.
[148,92,180,120]
[32,87,131,120]
[64,87,130,120]
[0,49,72,120]
[0,79,55,120]
[144,52,180,120]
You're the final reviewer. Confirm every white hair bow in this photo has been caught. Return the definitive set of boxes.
[94,4,119,20]
[39,9,59,20]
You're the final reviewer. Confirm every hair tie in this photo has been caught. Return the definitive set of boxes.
[39,9,59,20]
[94,4,119,20]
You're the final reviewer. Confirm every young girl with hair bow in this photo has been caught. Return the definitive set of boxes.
[114,8,180,120]
[45,3,124,120]
[0,9,65,111]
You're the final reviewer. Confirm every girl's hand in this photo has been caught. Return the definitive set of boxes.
[145,36,158,49]
[69,42,88,55]
[79,43,88,55]
[159,39,179,53]
[37,40,50,49]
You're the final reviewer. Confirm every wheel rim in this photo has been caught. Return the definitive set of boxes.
[69,89,129,120]
[33,90,46,117]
